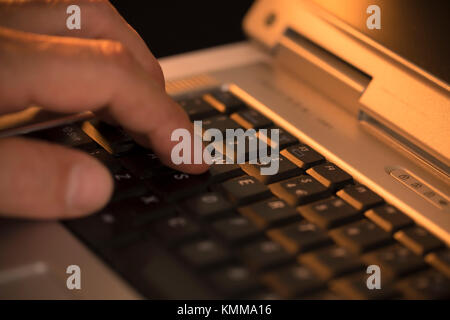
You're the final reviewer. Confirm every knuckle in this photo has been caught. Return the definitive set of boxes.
[98,40,141,80]
[104,40,135,69]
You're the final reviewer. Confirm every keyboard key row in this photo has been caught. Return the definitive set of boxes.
[212,215,262,245]
[336,184,384,211]
[299,246,364,281]
[146,171,210,202]
[65,193,174,248]
[394,226,444,255]
[299,197,360,229]
[59,88,450,300]
[259,127,298,150]
[396,269,450,299]
[82,119,135,156]
[203,90,246,114]
[425,249,450,278]
[182,192,234,221]
[231,109,272,129]
[219,175,272,205]
[238,198,300,230]
[329,219,392,254]
[179,97,219,120]
[263,265,325,298]
[27,123,98,152]
[306,162,353,190]
[362,243,427,281]
[269,175,330,206]
[267,221,332,254]
[240,154,302,184]
[330,272,398,300]
[365,204,414,233]
[208,265,263,297]
[179,239,232,270]
[281,144,325,169]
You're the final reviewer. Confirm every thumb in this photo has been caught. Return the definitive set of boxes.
[0,137,113,219]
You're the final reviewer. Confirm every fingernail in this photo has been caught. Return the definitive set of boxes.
[66,163,112,216]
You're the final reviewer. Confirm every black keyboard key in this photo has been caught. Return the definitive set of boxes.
[112,170,147,202]
[119,151,171,179]
[115,193,174,225]
[298,197,361,229]
[202,115,242,140]
[299,246,364,281]
[82,120,135,155]
[29,124,98,151]
[240,155,302,184]
[329,219,392,254]
[178,97,219,120]
[241,240,293,271]
[65,198,162,248]
[336,184,384,211]
[330,273,398,300]
[263,265,325,298]
[221,130,257,162]
[259,127,298,150]
[267,221,332,254]
[269,175,330,206]
[394,226,444,255]
[88,148,122,174]
[222,132,272,163]
[178,239,232,270]
[114,193,167,214]
[362,244,427,281]
[365,205,414,233]
[425,249,450,278]
[147,171,210,202]
[230,109,272,129]
[100,238,217,299]
[306,162,353,190]
[65,208,135,249]
[181,192,233,221]
[396,269,450,299]
[151,215,203,246]
[238,198,300,230]
[281,144,324,169]
[220,175,272,205]
[212,215,262,244]
[209,162,244,182]
[208,265,262,297]
[203,90,245,114]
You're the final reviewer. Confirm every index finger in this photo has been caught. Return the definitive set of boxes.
[0,28,208,174]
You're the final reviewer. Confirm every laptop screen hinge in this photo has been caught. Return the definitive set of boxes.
[273,28,372,116]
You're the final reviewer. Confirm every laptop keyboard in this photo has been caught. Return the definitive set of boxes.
[26,88,449,299]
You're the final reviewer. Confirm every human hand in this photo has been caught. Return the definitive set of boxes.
[0,0,208,219]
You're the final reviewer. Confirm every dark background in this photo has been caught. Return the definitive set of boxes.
[110,1,449,83]
[110,1,254,58]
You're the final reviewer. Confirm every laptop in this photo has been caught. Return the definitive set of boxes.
[0,0,448,299]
